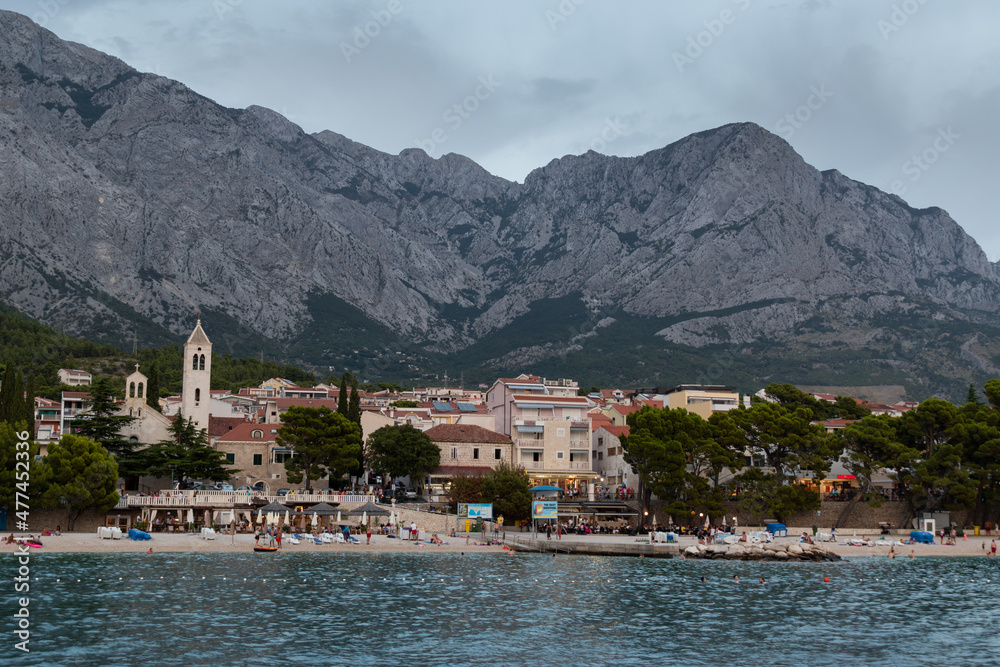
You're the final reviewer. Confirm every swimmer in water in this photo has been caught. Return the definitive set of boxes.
[759,577,766,584]
[733,575,740,583]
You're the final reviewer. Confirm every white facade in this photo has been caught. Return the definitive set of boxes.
[180,320,212,430]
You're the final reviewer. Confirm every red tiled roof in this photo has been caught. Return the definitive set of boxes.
[425,424,511,444]
[612,404,644,416]
[207,415,249,436]
[603,425,630,438]
[215,423,279,442]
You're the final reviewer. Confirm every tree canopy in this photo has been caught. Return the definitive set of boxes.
[144,414,235,484]
[366,424,440,489]
[35,434,119,530]
[276,405,362,490]
[69,376,143,478]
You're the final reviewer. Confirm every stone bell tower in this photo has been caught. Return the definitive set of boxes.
[180,318,212,431]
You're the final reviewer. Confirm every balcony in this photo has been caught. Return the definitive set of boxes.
[568,462,591,470]
[518,461,546,470]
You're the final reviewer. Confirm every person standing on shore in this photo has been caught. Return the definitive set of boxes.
[991,540,996,557]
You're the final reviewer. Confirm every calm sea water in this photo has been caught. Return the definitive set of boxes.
[11,552,1000,666]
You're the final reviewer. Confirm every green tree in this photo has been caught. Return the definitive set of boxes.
[145,414,235,484]
[0,364,32,425]
[0,421,39,511]
[836,415,918,505]
[984,379,1000,409]
[35,434,119,530]
[733,467,819,525]
[277,405,362,490]
[725,402,836,480]
[69,377,143,479]
[480,461,531,522]
[948,405,1000,523]
[910,443,977,511]
[145,361,161,410]
[366,424,440,491]
[348,379,361,425]
[621,406,735,523]
[446,473,484,511]
[337,373,349,415]
[899,397,958,456]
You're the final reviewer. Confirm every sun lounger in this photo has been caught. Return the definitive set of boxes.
[286,536,300,545]
[201,528,216,540]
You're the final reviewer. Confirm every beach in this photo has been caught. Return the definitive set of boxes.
[10,529,998,558]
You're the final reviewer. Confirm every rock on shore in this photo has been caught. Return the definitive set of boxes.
[684,542,841,562]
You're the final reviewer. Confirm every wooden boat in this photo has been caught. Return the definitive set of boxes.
[253,545,278,553]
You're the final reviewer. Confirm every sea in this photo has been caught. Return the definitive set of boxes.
[11,552,1000,666]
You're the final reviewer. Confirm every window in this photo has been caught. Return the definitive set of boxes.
[598,452,603,461]
[450,447,457,459]
[532,452,541,462]
[556,428,565,437]
[129,382,135,398]
[225,453,235,464]
[192,354,199,370]
[137,382,144,398]
[274,450,292,464]
[473,448,480,460]
[598,437,604,447]
[494,448,502,460]
[252,429,263,438]
[199,354,206,371]
[253,454,263,466]
[556,451,564,459]
[195,388,201,403]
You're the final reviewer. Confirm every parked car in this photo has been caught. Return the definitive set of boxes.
[276,489,290,496]
[213,483,234,491]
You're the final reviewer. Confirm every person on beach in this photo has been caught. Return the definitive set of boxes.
[276,528,282,549]
[991,540,996,557]
[147,548,153,554]
[366,526,372,545]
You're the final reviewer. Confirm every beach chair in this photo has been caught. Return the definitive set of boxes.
[334,533,346,544]
[320,535,332,543]
[110,527,123,540]
[312,538,323,545]
[286,536,300,545]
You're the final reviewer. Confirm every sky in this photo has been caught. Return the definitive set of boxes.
[4,0,999,260]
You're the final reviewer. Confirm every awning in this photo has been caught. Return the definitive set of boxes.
[516,425,544,432]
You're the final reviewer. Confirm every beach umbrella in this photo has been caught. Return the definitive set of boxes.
[362,511,368,526]
[187,508,194,524]
[337,511,342,523]
[284,510,290,526]
[256,508,263,523]
[312,512,319,529]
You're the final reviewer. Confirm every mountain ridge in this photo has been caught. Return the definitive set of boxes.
[1,9,998,399]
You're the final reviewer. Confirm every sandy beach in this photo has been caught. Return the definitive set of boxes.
[9,529,999,558]
[6,530,505,554]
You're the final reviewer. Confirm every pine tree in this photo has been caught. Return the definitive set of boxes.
[348,379,361,426]
[145,413,234,484]
[70,377,143,478]
[0,364,16,424]
[337,373,349,415]
[22,371,35,426]
[145,361,160,411]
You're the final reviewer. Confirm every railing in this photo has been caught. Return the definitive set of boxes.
[114,493,378,509]
[569,440,588,448]
[568,462,591,470]
[519,461,546,469]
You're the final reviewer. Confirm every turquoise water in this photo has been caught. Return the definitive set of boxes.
[10,552,1000,666]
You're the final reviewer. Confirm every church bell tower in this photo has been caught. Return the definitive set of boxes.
[180,318,212,431]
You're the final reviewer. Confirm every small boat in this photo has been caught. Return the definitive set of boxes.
[24,542,42,549]
[253,546,278,553]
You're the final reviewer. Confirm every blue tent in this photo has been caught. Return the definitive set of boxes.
[128,528,151,541]
[766,523,787,535]
[910,530,934,544]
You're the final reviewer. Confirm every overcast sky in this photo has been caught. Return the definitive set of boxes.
[5,0,998,259]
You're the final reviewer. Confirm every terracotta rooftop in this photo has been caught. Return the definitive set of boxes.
[425,424,511,444]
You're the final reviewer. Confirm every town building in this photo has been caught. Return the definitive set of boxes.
[57,368,92,386]
[424,423,515,501]
[485,374,597,496]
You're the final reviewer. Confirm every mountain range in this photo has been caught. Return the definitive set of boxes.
[1,10,998,400]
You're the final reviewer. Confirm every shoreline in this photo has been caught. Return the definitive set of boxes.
[8,530,998,558]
